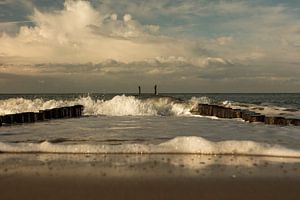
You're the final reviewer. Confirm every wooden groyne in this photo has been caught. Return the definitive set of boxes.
[0,105,84,126]
[191,104,300,126]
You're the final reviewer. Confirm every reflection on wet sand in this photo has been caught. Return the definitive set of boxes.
[1,154,300,178]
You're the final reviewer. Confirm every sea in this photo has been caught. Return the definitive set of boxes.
[0,93,300,157]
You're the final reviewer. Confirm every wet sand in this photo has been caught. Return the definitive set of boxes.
[1,154,300,200]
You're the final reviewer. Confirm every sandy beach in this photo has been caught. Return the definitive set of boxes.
[1,154,300,200]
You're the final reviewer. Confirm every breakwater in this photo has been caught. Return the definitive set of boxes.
[0,105,84,126]
[191,104,300,126]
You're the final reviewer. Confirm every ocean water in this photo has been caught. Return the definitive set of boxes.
[0,93,300,157]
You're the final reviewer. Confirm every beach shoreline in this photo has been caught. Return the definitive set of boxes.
[1,176,300,200]
[1,153,300,200]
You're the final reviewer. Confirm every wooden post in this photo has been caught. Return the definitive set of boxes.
[66,106,73,117]
[291,119,300,126]
[249,114,265,123]
[2,115,14,124]
[52,108,60,119]
[36,111,45,121]
[62,107,68,118]
[44,109,52,119]
[70,106,75,117]
[14,113,25,123]
[73,105,83,117]
[265,116,288,126]
[23,112,36,123]
[30,112,37,122]
[0,105,84,127]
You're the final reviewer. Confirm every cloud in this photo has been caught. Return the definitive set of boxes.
[0,0,200,65]
[1,58,299,93]
[1,0,299,66]
[0,0,300,92]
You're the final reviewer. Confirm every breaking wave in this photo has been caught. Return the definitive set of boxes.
[1,95,299,118]
[223,100,300,118]
[0,95,210,117]
[1,136,300,157]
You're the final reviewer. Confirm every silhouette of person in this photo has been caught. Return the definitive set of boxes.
[154,85,157,95]
[138,86,141,95]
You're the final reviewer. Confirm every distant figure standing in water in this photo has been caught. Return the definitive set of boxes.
[154,85,158,95]
[138,86,141,96]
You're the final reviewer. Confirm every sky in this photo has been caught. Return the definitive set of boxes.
[0,0,300,93]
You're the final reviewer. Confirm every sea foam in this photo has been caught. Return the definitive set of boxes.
[1,95,299,118]
[223,100,300,118]
[0,95,209,117]
[1,136,300,157]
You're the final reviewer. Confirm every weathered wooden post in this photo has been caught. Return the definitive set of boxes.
[70,106,75,117]
[52,108,60,119]
[31,112,37,122]
[291,118,300,126]
[44,109,52,120]
[241,111,256,122]
[265,116,288,126]
[58,108,64,118]
[62,107,68,118]
[233,109,242,118]
[62,107,69,118]
[23,112,36,123]
[67,106,72,117]
[73,105,83,117]
[2,114,14,124]
[23,113,29,123]
[14,113,25,123]
[61,107,65,118]
[248,114,265,123]
[66,106,73,117]
[36,111,45,121]
[0,105,84,127]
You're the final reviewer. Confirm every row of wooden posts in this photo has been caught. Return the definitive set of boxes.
[0,105,84,126]
[1,103,299,126]
[191,104,300,126]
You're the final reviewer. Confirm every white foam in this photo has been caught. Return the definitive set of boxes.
[0,98,66,115]
[223,100,300,118]
[1,136,299,157]
[0,95,209,117]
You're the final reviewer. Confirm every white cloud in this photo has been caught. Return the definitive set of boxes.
[1,0,298,66]
[0,0,196,65]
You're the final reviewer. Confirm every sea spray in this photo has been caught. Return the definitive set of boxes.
[1,136,300,157]
[0,95,210,117]
[1,95,299,118]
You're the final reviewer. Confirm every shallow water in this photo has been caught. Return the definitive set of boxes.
[0,94,300,157]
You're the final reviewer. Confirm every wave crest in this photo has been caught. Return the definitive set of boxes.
[1,136,299,157]
[0,95,211,116]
